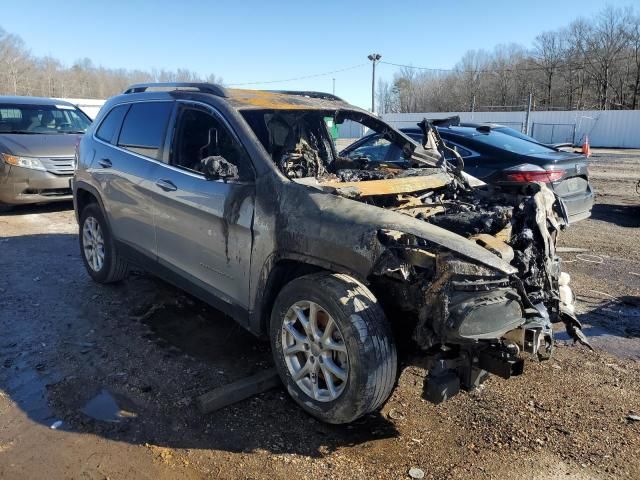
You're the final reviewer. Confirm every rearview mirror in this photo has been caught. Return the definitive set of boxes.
[201,155,238,181]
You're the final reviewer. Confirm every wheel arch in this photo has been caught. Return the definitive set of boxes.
[73,181,106,222]
[250,253,369,337]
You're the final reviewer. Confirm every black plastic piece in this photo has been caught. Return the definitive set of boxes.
[478,349,524,379]
[423,371,460,404]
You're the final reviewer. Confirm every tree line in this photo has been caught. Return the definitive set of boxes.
[0,26,221,99]
[377,5,640,113]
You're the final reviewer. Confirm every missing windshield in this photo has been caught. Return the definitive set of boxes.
[241,109,442,181]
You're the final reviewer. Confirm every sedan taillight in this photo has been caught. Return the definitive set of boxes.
[501,164,564,183]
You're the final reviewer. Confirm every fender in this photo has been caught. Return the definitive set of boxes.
[72,179,107,223]
[248,250,368,335]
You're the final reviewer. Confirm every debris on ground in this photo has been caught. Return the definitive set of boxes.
[409,467,425,479]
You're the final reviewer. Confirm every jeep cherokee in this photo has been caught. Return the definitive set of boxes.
[73,83,588,424]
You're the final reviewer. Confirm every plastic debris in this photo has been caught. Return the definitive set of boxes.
[409,467,425,479]
[50,420,63,429]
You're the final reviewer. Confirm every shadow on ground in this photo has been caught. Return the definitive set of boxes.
[554,293,640,359]
[0,232,399,459]
[588,202,640,228]
[0,200,74,216]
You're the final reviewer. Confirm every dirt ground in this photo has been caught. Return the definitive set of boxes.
[1,151,639,480]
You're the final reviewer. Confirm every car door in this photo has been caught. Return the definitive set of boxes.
[151,101,255,312]
[91,101,174,257]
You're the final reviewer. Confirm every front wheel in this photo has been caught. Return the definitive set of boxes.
[270,273,397,424]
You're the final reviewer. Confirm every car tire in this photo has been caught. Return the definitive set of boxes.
[270,272,397,424]
[79,203,128,283]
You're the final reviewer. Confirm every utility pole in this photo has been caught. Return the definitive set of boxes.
[367,53,381,113]
[332,78,335,95]
[524,92,533,134]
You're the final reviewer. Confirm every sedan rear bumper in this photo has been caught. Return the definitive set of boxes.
[0,164,73,205]
[559,188,594,224]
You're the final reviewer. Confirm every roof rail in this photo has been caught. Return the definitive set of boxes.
[122,82,226,97]
[265,90,345,102]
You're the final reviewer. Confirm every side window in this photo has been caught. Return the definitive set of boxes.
[96,105,129,144]
[171,107,252,180]
[346,135,405,163]
[117,102,173,159]
[443,141,473,159]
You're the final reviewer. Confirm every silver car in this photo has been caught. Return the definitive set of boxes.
[0,96,91,209]
[74,83,589,424]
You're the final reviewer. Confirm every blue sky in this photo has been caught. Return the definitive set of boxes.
[2,0,636,108]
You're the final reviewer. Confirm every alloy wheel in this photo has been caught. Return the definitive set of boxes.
[281,300,349,402]
[82,216,105,272]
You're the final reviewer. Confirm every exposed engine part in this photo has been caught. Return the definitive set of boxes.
[423,344,523,404]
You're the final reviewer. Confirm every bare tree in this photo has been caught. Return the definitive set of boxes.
[533,30,565,107]
[628,14,640,109]
[576,6,630,109]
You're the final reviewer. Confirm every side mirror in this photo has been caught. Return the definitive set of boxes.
[201,155,238,181]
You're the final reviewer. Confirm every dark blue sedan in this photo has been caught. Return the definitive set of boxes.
[339,125,594,224]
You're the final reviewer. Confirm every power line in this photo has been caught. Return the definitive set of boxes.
[380,56,637,75]
[226,63,367,87]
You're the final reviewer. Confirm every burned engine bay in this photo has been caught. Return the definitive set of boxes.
[243,108,591,403]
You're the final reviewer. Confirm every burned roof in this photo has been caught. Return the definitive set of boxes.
[225,89,356,111]
[121,82,363,112]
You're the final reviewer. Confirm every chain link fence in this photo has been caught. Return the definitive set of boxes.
[528,122,576,145]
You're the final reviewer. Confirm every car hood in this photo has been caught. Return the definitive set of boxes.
[0,133,82,157]
[284,181,516,276]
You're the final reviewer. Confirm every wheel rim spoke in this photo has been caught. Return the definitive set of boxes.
[324,339,347,354]
[320,317,336,343]
[308,302,321,339]
[320,364,337,398]
[292,305,309,331]
[292,359,311,381]
[284,321,307,344]
[322,357,347,381]
[284,342,306,356]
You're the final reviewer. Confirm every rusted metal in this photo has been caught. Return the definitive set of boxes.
[319,172,451,197]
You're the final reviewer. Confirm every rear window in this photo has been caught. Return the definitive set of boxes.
[117,102,173,159]
[471,131,556,155]
[96,105,129,144]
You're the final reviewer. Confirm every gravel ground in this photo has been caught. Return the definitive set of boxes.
[0,152,638,480]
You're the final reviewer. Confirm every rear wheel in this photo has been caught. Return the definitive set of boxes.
[270,273,397,424]
[79,203,128,283]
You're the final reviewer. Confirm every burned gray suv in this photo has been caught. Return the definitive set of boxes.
[73,83,589,424]
[0,96,91,209]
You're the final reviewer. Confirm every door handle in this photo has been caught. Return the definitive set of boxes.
[98,158,112,168]
[155,179,178,192]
